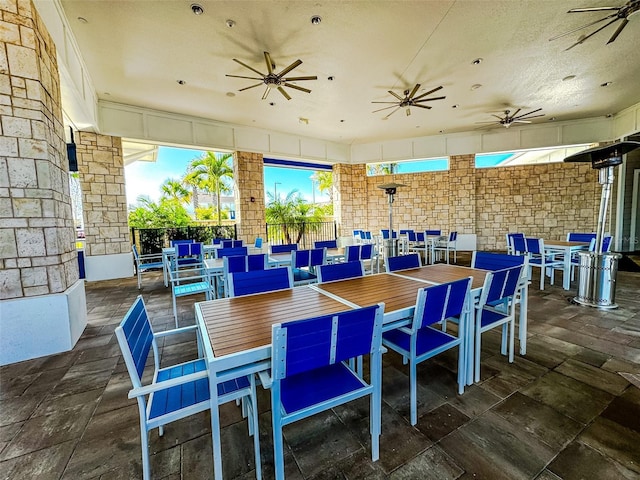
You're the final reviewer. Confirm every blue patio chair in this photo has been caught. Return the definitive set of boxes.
[566,232,597,243]
[227,266,293,297]
[386,253,421,272]
[222,239,244,248]
[474,265,523,382]
[433,231,458,264]
[253,237,263,250]
[511,234,528,255]
[132,245,164,289]
[345,244,361,262]
[212,238,224,245]
[266,303,385,479]
[215,246,249,258]
[247,253,269,271]
[270,243,299,254]
[314,240,338,249]
[570,235,613,279]
[381,229,398,239]
[170,239,195,247]
[525,237,563,290]
[425,230,441,236]
[505,233,525,255]
[291,248,326,286]
[115,296,261,480]
[317,260,364,283]
[168,262,215,327]
[173,242,204,270]
[382,277,472,424]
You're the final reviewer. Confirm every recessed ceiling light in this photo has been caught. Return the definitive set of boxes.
[226,92,236,97]
[472,58,483,65]
[452,104,459,109]
[226,19,235,28]
[439,130,445,134]
[340,119,345,123]
[415,125,420,128]
[269,102,275,106]
[548,117,556,121]
[77,17,88,24]
[311,15,322,25]
[177,80,186,85]
[562,75,576,82]
[190,3,204,15]
[606,113,613,118]
[471,84,482,90]
[600,81,612,87]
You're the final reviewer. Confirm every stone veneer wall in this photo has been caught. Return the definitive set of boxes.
[234,150,265,243]
[336,158,599,250]
[0,0,78,300]
[75,132,130,257]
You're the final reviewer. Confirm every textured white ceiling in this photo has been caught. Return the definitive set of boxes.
[58,0,640,144]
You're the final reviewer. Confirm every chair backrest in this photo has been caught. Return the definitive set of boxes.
[222,239,244,248]
[115,296,155,388]
[228,267,293,297]
[271,243,298,254]
[381,229,397,239]
[223,255,249,275]
[216,246,249,258]
[171,239,195,247]
[425,230,441,236]
[346,245,361,262]
[360,243,374,260]
[291,248,325,269]
[254,237,263,248]
[449,231,458,242]
[602,236,613,252]
[353,229,364,239]
[471,252,525,271]
[505,233,525,253]
[386,253,421,272]
[314,240,338,249]
[175,242,203,263]
[525,237,543,255]
[407,231,417,242]
[318,261,364,283]
[132,244,140,261]
[247,253,268,271]
[567,232,597,243]
[479,265,523,307]
[400,229,413,236]
[413,277,471,330]
[363,231,372,241]
[512,235,528,254]
[212,238,224,245]
[415,232,425,242]
[272,304,384,379]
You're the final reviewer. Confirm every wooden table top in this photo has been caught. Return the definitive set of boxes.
[197,286,352,358]
[391,264,490,291]
[313,273,428,315]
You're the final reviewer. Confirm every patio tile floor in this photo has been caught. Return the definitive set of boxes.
[1,258,639,479]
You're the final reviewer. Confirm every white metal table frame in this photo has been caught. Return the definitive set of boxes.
[543,240,589,290]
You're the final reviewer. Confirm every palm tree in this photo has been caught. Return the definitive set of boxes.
[367,163,398,175]
[183,152,233,225]
[311,171,333,202]
[160,178,191,204]
[266,189,325,244]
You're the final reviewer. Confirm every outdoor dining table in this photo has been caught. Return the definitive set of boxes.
[161,244,218,286]
[543,240,590,290]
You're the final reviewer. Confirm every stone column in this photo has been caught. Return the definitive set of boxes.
[76,131,131,281]
[334,163,367,237]
[234,151,265,244]
[0,0,86,365]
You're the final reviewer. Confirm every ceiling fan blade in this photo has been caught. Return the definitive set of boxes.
[549,13,617,41]
[512,120,532,124]
[491,114,505,120]
[277,59,303,78]
[413,104,432,110]
[518,114,545,120]
[277,87,292,101]
[516,107,542,118]
[281,76,317,81]
[568,7,621,12]
[413,86,443,101]
[238,82,264,92]
[372,105,401,113]
[564,17,620,50]
[283,82,311,93]
[510,108,522,118]
[264,52,274,74]
[475,121,500,124]
[388,90,404,101]
[607,18,629,44]
[408,84,421,100]
[232,58,265,77]
[261,87,271,100]
[372,101,402,104]
[414,95,446,102]
[226,74,264,80]
[384,107,401,119]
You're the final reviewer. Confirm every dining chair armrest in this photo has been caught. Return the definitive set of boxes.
[139,252,163,261]
[257,370,272,389]
[154,324,199,338]
[128,369,209,399]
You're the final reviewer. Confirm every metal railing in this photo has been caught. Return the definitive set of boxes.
[266,221,337,249]
[131,225,237,254]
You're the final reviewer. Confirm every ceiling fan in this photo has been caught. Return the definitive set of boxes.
[372,84,445,119]
[549,0,640,50]
[476,108,545,129]
[226,51,317,100]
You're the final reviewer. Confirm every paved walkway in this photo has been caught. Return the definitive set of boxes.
[1,261,639,479]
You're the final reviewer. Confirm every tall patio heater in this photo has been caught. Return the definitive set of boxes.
[377,182,406,258]
[564,141,640,308]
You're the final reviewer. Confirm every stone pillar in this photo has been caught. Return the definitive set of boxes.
[334,163,367,237]
[75,131,131,281]
[449,154,476,233]
[0,0,86,365]
[234,151,265,244]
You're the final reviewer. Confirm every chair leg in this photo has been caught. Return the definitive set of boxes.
[539,267,544,290]
[250,379,262,480]
[508,319,515,363]
[273,420,285,480]
[501,323,508,356]
[140,423,151,480]
[410,359,417,426]
[475,322,482,383]
[456,342,465,395]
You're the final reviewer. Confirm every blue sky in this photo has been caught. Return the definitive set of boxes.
[124,146,329,206]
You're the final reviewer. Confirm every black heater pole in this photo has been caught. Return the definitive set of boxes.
[377,183,406,259]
